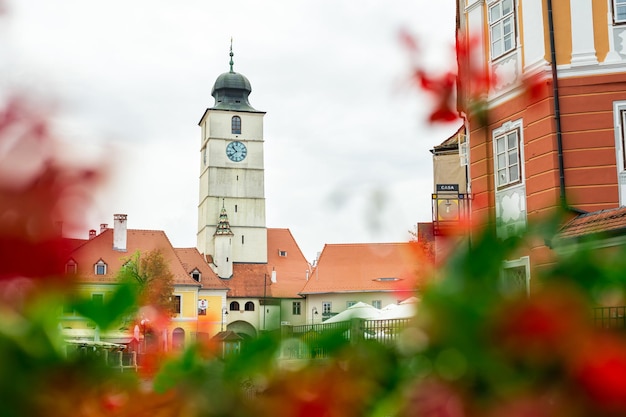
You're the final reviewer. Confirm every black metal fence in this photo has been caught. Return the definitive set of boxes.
[594,306,626,330]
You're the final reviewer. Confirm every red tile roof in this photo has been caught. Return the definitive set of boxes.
[69,228,199,287]
[174,248,229,291]
[224,228,310,298]
[300,242,426,295]
[558,207,626,240]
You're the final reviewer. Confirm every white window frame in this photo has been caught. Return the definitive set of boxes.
[346,301,356,308]
[614,0,626,23]
[488,0,516,60]
[493,119,524,189]
[501,256,530,296]
[94,260,107,275]
[614,101,626,206]
[191,269,201,282]
[372,300,382,309]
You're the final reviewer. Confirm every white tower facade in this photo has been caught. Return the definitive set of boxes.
[197,48,267,265]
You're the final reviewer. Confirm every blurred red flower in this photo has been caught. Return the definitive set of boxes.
[571,333,626,414]
[491,287,589,361]
[0,98,107,281]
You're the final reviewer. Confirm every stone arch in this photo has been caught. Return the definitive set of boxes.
[227,320,257,339]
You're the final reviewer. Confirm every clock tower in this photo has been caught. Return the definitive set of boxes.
[197,46,267,270]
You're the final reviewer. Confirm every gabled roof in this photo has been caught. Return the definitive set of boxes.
[558,206,626,241]
[431,124,464,154]
[224,228,310,298]
[300,242,425,295]
[69,228,200,287]
[174,248,229,291]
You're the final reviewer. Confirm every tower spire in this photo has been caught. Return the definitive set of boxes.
[229,37,234,73]
[215,204,234,236]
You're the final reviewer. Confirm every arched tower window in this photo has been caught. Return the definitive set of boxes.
[231,116,241,134]
[230,301,240,311]
[244,301,255,311]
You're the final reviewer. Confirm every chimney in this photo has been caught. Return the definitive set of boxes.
[113,214,127,252]
[88,229,96,239]
[100,223,108,234]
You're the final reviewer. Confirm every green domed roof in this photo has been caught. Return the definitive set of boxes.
[212,71,251,93]
[210,44,257,112]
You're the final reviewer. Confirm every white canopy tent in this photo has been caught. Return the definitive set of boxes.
[323,301,382,323]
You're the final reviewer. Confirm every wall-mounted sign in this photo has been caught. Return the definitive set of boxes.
[436,184,459,192]
[437,199,460,221]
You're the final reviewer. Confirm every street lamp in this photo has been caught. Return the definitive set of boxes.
[311,307,318,326]
[221,307,229,332]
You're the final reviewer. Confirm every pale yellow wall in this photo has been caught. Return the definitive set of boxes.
[59,283,118,330]
[175,288,198,318]
[280,298,307,326]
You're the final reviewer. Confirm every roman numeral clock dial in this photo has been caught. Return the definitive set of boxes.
[226,140,247,162]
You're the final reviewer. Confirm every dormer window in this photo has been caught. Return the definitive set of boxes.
[95,260,107,275]
[231,116,241,134]
[191,269,201,282]
[65,259,78,275]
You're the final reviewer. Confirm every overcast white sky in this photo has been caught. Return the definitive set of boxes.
[3,0,459,263]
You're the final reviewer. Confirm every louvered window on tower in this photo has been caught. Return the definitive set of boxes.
[231,116,241,134]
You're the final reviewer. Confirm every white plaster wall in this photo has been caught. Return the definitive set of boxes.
[205,111,264,142]
[522,0,547,72]
[214,235,233,278]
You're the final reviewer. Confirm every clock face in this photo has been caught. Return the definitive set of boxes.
[226,141,247,162]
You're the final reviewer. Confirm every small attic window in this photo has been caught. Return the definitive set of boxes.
[65,259,77,275]
[374,277,400,282]
[95,260,107,275]
[278,250,287,257]
[191,269,201,282]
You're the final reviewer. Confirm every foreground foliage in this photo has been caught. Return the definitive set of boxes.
[3,211,626,416]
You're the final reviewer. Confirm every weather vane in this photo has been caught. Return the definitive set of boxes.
[229,37,234,73]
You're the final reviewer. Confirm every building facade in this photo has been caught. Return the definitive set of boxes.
[456,0,626,291]
[300,242,427,324]
[61,215,229,351]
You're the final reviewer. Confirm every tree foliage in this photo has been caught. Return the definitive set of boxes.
[117,249,177,317]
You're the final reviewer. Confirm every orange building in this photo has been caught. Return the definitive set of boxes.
[455,0,626,290]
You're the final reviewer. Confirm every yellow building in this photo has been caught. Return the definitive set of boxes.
[60,214,228,351]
